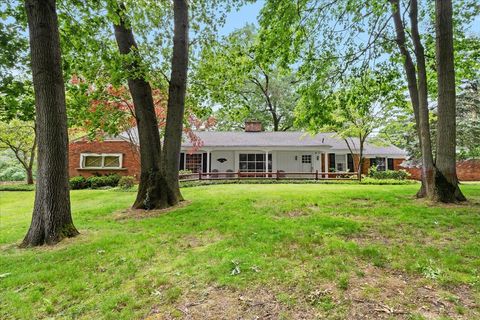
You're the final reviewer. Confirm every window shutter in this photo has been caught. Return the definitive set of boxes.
[202,153,207,173]
[179,153,185,170]
[347,154,354,172]
[387,158,394,170]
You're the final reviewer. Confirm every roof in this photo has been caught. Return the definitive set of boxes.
[118,128,407,157]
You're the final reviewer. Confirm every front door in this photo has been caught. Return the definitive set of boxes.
[300,154,313,172]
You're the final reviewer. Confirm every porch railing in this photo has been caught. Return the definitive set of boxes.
[179,170,359,181]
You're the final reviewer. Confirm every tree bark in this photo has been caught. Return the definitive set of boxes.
[26,130,37,185]
[162,0,189,205]
[434,0,466,202]
[113,8,172,209]
[390,0,429,198]
[22,0,79,247]
[409,0,436,198]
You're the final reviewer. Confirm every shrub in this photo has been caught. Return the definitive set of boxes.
[87,174,121,189]
[118,176,135,190]
[367,167,410,180]
[179,169,193,175]
[69,176,88,190]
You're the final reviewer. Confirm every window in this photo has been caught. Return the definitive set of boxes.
[387,158,394,170]
[370,157,386,171]
[347,154,354,172]
[81,153,122,169]
[302,155,312,163]
[185,153,203,173]
[335,155,346,172]
[239,153,272,172]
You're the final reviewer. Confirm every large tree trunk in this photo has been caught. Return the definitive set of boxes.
[22,0,79,247]
[113,9,172,209]
[433,0,466,202]
[390,0,428,198]
[162,0,189,205]
[409,0,436,198]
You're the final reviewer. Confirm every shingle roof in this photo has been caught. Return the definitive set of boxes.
[119,128,407,157]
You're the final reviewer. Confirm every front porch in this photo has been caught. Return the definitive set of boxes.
[179,148,356,175]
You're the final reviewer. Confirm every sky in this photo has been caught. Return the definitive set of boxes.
[219,1,264,35]
[219,1,480,37]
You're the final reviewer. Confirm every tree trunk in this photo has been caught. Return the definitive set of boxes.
[433,0,466,202]
[26,130,37,185]
[409,0,436,198]
[26,168,34,185]
[358,137,365,182]
[22,0,79,247]
[390,0,428,198]
[113,9,172,209]
[162,0,189,205]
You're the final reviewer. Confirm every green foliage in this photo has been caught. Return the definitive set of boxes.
[0,150,31,182]
[380,79,480,160]
[0,119,36,181]
[69,174,121,189]
[87,174,121,189]
[367,167,410,180]
[192,25,298,131]
[69,176,88,190]
[118,176,135,190]
[178,169,193,175]
[0,183,34,191]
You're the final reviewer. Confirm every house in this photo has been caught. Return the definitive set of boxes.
[69,121,407,178]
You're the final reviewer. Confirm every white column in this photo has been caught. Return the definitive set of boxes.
[265,150,269,173]
[324,153,328,173]
[345,154,348,172]
[206,150,210,173]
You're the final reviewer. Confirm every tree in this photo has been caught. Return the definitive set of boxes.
[112,0,189,209]
[193,25,298,131]
[456,80,480,159]
[380,79,480,162]
[112,5,170,209]
[433,0,466,202]
[389,0,435,198]
[259,0,477,202]
[296,68,404,180]
[163,0,189,203]
[22,0,78,246]
[0,119,36,184]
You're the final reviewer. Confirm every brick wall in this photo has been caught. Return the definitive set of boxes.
[401,159,480,181]
[69,139,140,178]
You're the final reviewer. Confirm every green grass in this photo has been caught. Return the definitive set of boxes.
[1,184,479,319]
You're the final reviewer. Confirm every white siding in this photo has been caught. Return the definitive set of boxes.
[210,151,235,172]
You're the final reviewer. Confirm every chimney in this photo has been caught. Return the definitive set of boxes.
[244,120,263,132]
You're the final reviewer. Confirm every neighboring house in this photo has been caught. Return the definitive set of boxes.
[69,121,407,178]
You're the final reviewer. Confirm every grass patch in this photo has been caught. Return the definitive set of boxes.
[1,184,479,319]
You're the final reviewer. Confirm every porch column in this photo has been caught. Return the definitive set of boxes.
[345,154,348,172]
[324,152,328,172]
[206,150,210,173]
[265,150,269,173]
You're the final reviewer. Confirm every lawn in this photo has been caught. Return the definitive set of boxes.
[0,184,479,319]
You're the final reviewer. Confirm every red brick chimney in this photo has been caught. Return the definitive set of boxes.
[244,120,263,132]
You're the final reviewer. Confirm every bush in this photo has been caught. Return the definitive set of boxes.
[69,176,88,190]
[367,167,410,180]
[360,177,416,185]
[179,169,193,175]
[118,176,135,190]
[87,174,120,189]
[0,184,35,191]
